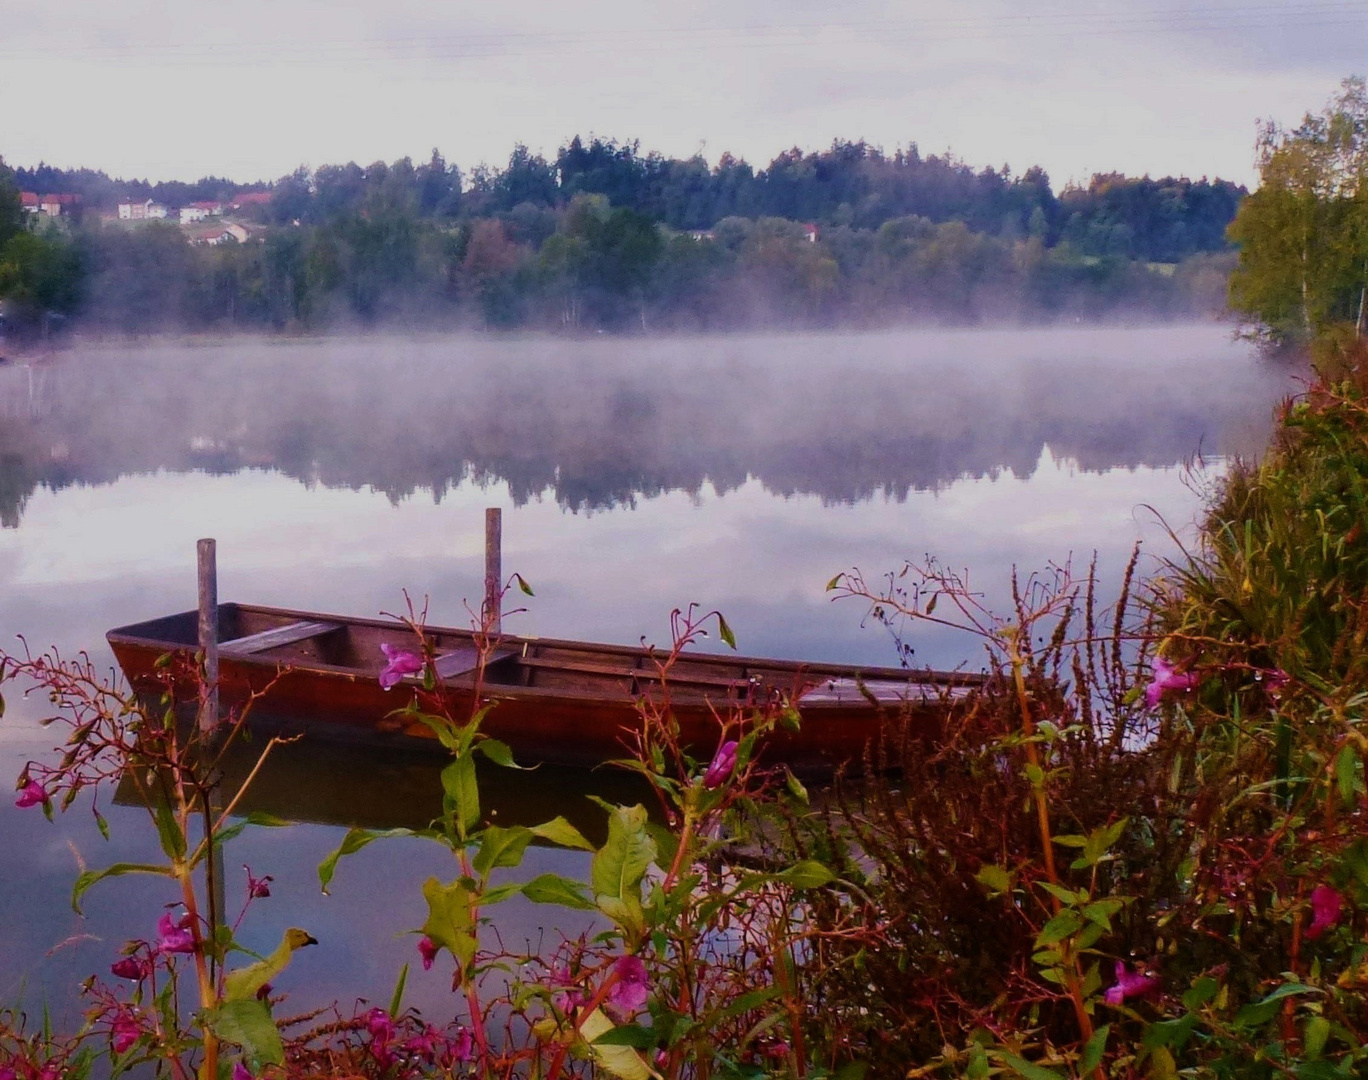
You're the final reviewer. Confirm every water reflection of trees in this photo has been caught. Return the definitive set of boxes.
[0,332,1290,528]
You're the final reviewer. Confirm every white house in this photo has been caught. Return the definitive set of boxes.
[118,200,170,221]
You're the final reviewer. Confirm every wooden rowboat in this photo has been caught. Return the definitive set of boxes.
[108,604,980,775]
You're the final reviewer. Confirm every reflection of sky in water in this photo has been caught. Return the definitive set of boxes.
[0,326,1299,1024]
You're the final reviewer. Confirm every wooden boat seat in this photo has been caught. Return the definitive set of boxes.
[433,645,518,680]
[221,620,343,657]
[518,655,750,690]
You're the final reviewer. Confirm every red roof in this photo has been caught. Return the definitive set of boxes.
[20,192,39,206]
[232,192,273,206]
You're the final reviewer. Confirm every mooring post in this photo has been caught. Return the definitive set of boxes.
[485,507,502,635]
[196,537,226,961]
[197,538,219,732]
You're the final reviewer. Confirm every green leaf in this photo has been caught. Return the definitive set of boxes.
[714,986,784,1023]
[784,770,809,804]
[153,801,186,861]
[521,872,595,910]
[472,826,534,879]
[777,860,835,890]
[388,963,409,1019]
[421,877,477,969]
[975,865,1013,895]
[716,613,736,650]
[477,738,520,768]
[1143,1014,1199,1052]
[1233,983,1320,1029]
[317,827,431,894]
[442,754,480,835]
[579,1008,655,1080]
[1336,745,1359,806]
[1304,1013,1331,1060]
[1037,881,1084,906]
[202,999,284,1066]
[94,808,110,841]
[1035,910,1083,947]
[591,804,656,907]
[591,1023,657,1049]
[242,811,291,828]
[1181,976,1219,1012]
[1079,1024,1109,1075]
[825,574,844,592]
[513,573,534,596]
[72,863,174,914]
[531,815,596,851]
[480,882,524,905]
[1052,834,1089,848]
[1082,898,1126,929]
[996,1051,1065,1080]
[0,689,6,720]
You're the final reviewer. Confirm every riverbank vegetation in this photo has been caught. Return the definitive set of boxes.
[0,139,1241,336]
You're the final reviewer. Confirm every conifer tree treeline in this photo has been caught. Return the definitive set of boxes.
[1,138,1244,335]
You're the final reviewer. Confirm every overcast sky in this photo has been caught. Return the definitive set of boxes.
[2,1,1365,191]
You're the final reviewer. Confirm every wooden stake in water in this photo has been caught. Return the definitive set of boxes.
[485,508,502,635]
[197,538,219,732]
[196,538,227,959]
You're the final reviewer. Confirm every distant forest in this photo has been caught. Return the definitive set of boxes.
[0,138,1245,334]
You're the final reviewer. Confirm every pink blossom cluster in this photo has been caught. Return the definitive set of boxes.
[1142,653,1291,711]
[363,1009,473,1072]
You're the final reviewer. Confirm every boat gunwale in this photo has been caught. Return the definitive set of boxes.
[107,602,985,703]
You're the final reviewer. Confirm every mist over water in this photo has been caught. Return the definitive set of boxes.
[0,324,1299,1022]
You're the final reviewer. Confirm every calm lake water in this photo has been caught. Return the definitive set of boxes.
[0,325,1297,1024]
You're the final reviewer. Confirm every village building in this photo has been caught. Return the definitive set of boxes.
[19,192,81,217]
[180,201,224,224]
[118,200,169,221]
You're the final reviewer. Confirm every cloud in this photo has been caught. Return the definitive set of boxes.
[0,0,1362,185]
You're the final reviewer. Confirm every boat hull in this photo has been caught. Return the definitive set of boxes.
[108,604,974,776]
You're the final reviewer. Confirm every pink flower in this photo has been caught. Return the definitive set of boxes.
[550,963,586,1012]
[418,936,439,971]
[607,954,650,1014]
[364,1007,397,1069]
[110,1009,142,1054]
[703,740,738,789]
[111,955,152,981]
[1104,961,1159,1006]
[1307,885,1343,940]
[1143,657,1201,709]
[404,1025,442,1064]
[244,866,272,899]
[232,1064,253,1080]
[446,1028,474,1064]
[15,781,46,809]
[364,1007,396,1042]
[155,912,196,955]
[1261,668,1292,697]
[379,643,425,690]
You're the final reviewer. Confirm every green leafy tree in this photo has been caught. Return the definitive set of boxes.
[1229,76,1368,342]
